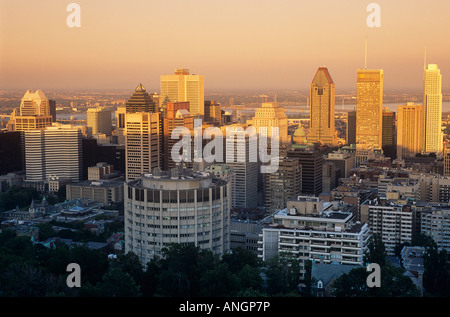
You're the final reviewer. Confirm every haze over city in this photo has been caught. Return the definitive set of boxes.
[1,0,449,92]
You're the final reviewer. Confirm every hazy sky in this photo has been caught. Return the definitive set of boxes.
[1,0,449,92]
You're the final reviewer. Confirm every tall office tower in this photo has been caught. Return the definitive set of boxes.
[322,162,337,193]
[86,107,112,136]
[287,147,323,196]
[160,68,205,117]
[125,83,156,113]
[124,168,230,265]
[308,67,337,146]
[382,107,396,159]
[396,103,423,160]
[163,102,194,170]
[14,89,53,131]
[204,100,222,125]
[125,112,162,181]
[356,69,383,148]
[346,111,357,145]
[423,64,443,154]
[115,106,126,145]
[247,102,289,144]
[223,126,259,209]
[150,92,161,112]
[48,100,57,122]
[263,157,301,211]
[24,125,83,183]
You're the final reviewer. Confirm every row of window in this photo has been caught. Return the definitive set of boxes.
[128,186,227,202]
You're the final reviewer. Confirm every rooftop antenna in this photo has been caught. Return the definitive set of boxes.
[424,46,427,69]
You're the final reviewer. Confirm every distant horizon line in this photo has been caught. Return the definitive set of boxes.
[0,87,442,94]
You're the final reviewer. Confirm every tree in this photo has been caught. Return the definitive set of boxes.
[237,264,264,293]
[331,267,368,297]
[331,264,420,297]
[199,262,240,297]
[364,234,386,266]
[156,243,212,296]
[67,245,109,285]
[0,262,75,297]
[140,259,160,297]
[265,252,301,296]
[96,267,142,297]
[36,223,56,241]
[111,252,144,283]
[222,247,261,274]
[423,243,449,296]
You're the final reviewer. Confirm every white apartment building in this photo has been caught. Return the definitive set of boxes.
[259,196,370,279]
[361,198,415,255]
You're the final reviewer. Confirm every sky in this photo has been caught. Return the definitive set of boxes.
[0,0,449,92]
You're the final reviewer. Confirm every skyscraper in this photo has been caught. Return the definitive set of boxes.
[308,67,337,146]
[160,68,205,117]
[287,147,323,196]
[397,103,423,160]
[87,107,112,136]
[382,107,396,159]
[223,125,259,209]
[163,102,194,170]
[125,83,156,113]
[263,157,301,211]
[443,145,450,177]
[247,102,289,144]
[13,89,53,131]
[124,84,163,181]
[346,110,357,145]
[204,100,222,126]
[356,69,384,148]
[24,125,83,183]
[115,106,126,145]
[423,64,443,154]
[125,112,162,181]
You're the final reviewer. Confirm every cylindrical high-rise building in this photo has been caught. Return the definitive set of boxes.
[124,168,230,265]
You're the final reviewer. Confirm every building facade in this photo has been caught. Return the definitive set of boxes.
[397,103,423,160]
[24,125,83,183]
[87,107,112,136]
[423,64,443,154]
[259,196,370,279]
[308,67,337,146]
[356,69,384,148]
[160,68,205,117]
[124,168,230,265]
[125,112,162,181]
[247,102,289,145]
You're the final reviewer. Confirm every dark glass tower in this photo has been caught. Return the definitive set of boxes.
[125,83,156,113]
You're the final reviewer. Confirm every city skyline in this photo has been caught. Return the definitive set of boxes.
[0,1,449,92]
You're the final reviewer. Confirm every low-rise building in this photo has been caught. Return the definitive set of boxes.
[66,180,124,205]
[259,196,370,279]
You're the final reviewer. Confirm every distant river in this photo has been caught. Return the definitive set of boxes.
[56,102,450,120]
[56,112,115,120]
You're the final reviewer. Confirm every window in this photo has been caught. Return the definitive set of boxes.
[317,280,323,289]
